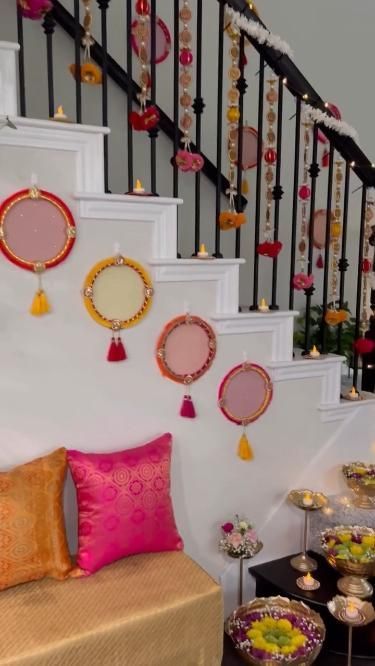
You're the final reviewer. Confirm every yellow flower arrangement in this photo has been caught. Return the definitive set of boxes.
[246,617,307,656]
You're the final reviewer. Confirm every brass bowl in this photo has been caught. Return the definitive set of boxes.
[342,462,375,509]
[226,595,325,665]
[288,489,328,511]
[321,525,375,598]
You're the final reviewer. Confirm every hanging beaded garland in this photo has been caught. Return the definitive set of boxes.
[354,198,375,355]
[257,79,282,258]
[129,0,160,132]
[69,0,102,85]
[292,122,314,291]
[218,18,246,231]
[174,1,204,173]
[324,161,348,326]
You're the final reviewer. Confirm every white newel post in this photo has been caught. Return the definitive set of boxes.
[0,42,20,116]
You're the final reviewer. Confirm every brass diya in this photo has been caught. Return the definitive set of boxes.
[321,525,375,599]
[288,489,328,573]
[327,595,375,666]
[226,595,326,665]
[342,462,375,510]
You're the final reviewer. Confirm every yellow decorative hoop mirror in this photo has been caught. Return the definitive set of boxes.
[83,255,153,362]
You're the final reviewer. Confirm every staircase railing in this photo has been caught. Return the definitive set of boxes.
[9,0,375,393]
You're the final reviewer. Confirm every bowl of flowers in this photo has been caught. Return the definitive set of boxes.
[342,462,375,509]
[220,516,263,559]
[321,525,375,598]
[226,596,325,665]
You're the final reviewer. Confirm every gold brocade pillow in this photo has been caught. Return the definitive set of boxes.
[0,448,73,590]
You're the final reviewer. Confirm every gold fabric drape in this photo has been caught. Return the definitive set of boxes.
[0,552,223,666]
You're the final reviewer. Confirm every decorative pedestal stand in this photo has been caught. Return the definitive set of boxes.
[288,489,327,572]
[237,542,263,606]
[327,595,375,666]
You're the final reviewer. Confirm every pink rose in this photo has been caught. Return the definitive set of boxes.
[221,522,234,534]
[246,529,258,543]
[228,533,243,547]
[292,272,314,291]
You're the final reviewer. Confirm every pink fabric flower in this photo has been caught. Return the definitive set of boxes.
[18,0,52,20]
[292,272,315,291]
[221,522,234,534]
[228,533,243,547]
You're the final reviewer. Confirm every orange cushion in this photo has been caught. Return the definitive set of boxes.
[0,447,73,590]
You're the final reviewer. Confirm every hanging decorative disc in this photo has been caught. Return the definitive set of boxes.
[131,16,171,65]
[218,362,273,461]
[83,255,153,362]
[232,125,260,171]
[156,314,217,418]
[310,209,335,249]
[0,186,76,315]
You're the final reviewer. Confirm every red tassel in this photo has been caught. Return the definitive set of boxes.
[107,336,119,362]
[180,395,196,418]
[116,337,127,361]
[316,253,324,269]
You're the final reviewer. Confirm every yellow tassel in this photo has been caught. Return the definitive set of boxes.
[237,432,254,461]
[30,290,50,316]
[241,178,249,195]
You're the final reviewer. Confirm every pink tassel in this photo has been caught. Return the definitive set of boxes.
[116,337,127,361]
[180,394,196,418]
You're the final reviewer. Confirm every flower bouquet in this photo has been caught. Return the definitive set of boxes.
[220,516,263,559]
[226,596,325,664]
[321,525,375,598]
[342,462,375,509]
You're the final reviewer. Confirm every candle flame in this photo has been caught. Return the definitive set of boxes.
[57,105,64,115]
[350,386,357,396]
[260,298,267,306]
[135,179,143,189]
[200,243,206,253]
[306,572,312,580]
[311,345,318,353]
[347,601,356,612]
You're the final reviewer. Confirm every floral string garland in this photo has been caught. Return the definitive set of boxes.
[257,79,282,259]
[69,0,102,85]
[129,0,160,132]
[324,161,348,326]
[293,122,314,291]
[174,1,204,173]
[354,198,375,355]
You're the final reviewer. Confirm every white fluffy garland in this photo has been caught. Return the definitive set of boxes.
[303,104,359,143]
[225,6,294,60]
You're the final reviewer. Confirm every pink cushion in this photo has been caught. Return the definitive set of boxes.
[67,433,183,574]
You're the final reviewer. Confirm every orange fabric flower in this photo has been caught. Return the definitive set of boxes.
[218,211,246,231]
[69,62,102,85]
[325,309,348,326]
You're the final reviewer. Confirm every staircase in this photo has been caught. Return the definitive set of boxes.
[0,0,375,614]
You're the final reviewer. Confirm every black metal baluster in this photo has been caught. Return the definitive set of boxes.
[270,76,283,310]
[250,53,265,310]
[289,98,301,310]
[214,0,225,258]
[149,0,158,195]
[97,0,110,192]
[321,143,334,353]
[126,0,134,191]
[16,6,26,117]
[43,10,56,118]
[173,0,180,200]
[303,123,319,353]
[353,185,367,389]
[192,0,204,255]
[73,0,82,123]
[337,161,350,354]
[235,33,246,259]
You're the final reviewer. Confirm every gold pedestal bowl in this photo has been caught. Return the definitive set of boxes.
[342,462,375,510]
[321,525,375,599]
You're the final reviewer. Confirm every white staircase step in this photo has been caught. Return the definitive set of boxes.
[75,192,182,259]
[149,258,245,314]
[210,311,298,362]
[0,117,109,193]
[319,391,375,423]
[0,42,19,116]
[268,355,346,408]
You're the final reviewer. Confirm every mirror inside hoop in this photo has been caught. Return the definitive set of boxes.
[92,264,148,322]
[131,17,171,64]
[310,209,335,250]
[220,365,272,424]
[1,196,71,265]
[232,126,260,170]
[164,323,211,378]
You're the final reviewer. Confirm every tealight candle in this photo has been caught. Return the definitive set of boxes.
[302,491,313,507]
[309,345,320,359]
[197,243,209,259]
[347,386,360,401]
[302,572,315,588]
[345,601,360,620]
[133,179,145,194]
[53,105,68,121]
[258,298,269,313]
